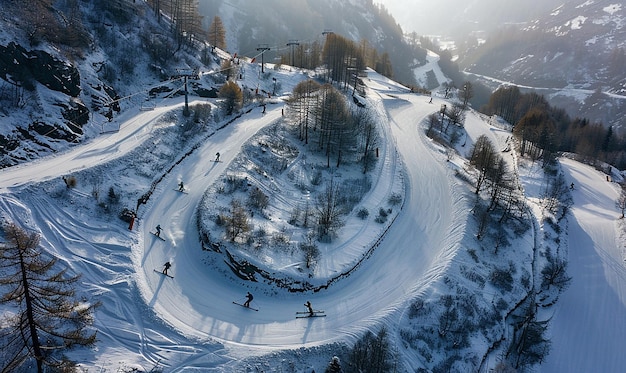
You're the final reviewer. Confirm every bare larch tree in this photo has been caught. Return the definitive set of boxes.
[0,222,99,373]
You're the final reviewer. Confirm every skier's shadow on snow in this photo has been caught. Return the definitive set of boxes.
[205,160,219,175]
[141,237,161,267]
[301,317,315,344]
[148,274,166,307]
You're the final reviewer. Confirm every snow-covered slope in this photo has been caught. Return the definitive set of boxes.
[1,57,625,373]
[463,0,626,90]
[540,157,626,372]
[0,1,219,169]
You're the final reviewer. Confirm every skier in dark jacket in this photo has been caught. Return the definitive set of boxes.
[243,292,253,307]
[178,181,185,191]
[163,261,171,275]
[155,224,162,237]
[215,152,220,162]
[304,300,314,316]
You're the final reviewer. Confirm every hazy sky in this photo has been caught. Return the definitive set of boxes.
[372,0,490,36]
[373,0,566,36]
[374,0,424,34]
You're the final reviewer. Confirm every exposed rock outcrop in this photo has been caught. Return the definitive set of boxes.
[0,42,81,97]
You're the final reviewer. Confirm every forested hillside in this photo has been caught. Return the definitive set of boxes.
[483,86,626,169]
[0,0,427,169]
[198,0,426,87]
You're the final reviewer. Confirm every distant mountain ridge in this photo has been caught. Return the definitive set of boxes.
[459,0,626,129]
[199,0,424,86]
[462,0,625,90]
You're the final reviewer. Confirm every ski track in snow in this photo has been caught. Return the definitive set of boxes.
[1,68,625,370]
[0,70,468,369]
[540,158,626,372]
[130,75,467,355]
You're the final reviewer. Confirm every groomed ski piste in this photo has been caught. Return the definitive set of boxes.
[1,66,625,372]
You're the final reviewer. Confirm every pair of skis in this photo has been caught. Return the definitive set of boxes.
[232,301,259,311]
[296,310,326,318]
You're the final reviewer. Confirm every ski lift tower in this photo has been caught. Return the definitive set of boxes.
[286,40,300,67]
[177,68,196,117]
[256,44,271,73]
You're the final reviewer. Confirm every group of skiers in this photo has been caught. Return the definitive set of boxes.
[173,152,220,193]
[241,293,314,315]
[155,223,315,314]
[156,151,222,233]
[151,152,318,315]
[157,260,314,314]
[149,275,313,314]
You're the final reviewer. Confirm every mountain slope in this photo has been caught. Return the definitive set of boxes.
[200,0,425,87]
[459,0,626,129]
[0,1,216,169]
[463,0,625,90]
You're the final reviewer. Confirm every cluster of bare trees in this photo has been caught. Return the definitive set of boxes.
[513,108,558,162]
[3,0,91,48]
[506,305,551,369]
[222,199,250,242]
[277,33,393,85]
[483,86,554,126]
[321,33,367,87]
[469,135,524,238]
[286,80,379,172]
[344,327,395,373]
[315,85,353,168]
[147,0,204,48]
[0,222,99,373]
[315,179,345,241]
[276,41,323,71]
[286,80,353,168]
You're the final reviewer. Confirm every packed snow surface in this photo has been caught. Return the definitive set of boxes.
[1,68,625,372]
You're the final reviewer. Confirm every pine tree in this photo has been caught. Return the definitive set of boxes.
[0,222,100,373]
[207,15,226,50]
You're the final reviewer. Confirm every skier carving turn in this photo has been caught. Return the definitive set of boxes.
[162,261,171,275]
[243,292,253,308]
